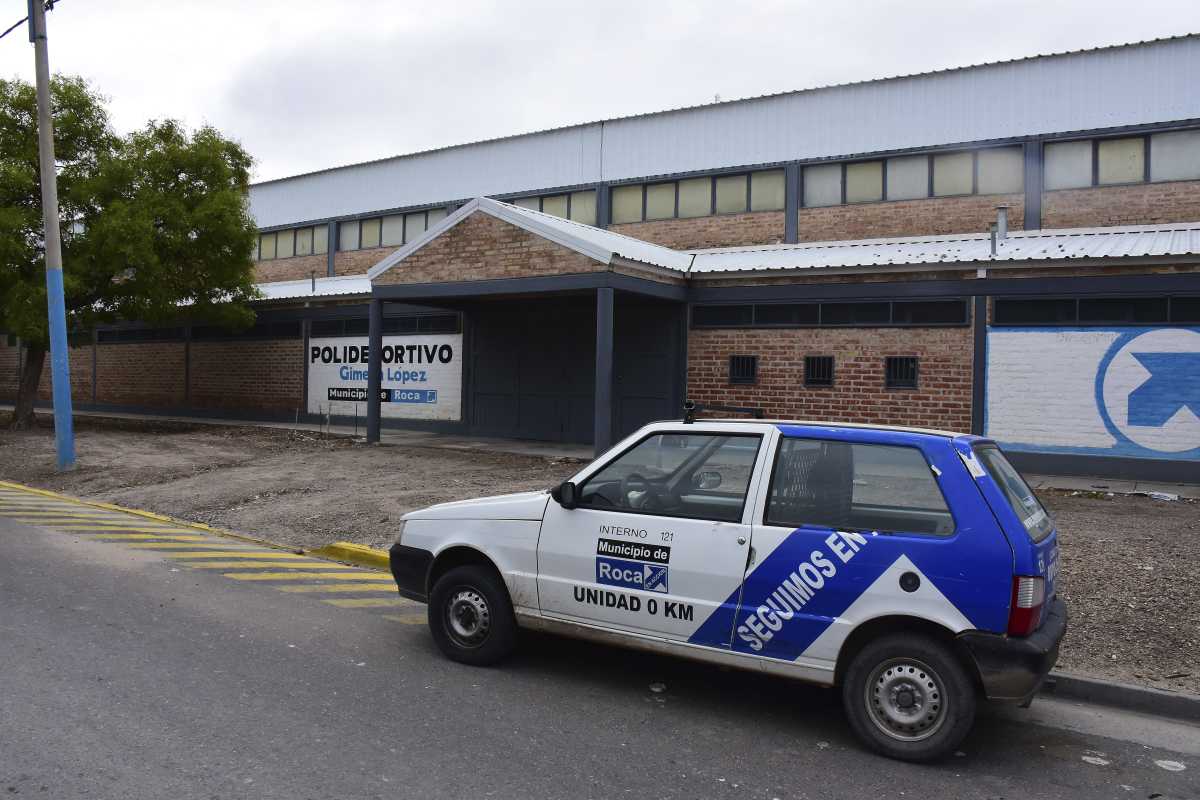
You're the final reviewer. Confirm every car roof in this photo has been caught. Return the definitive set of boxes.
[675,418,967,439]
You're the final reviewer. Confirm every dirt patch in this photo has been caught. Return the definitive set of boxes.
[0,416,574,551]
[1,415,1197,695]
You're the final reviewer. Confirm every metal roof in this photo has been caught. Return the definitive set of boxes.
[249,35,1200,228]
[687,223,1200,274]
[255,274,371,301]
[367,198,693,280]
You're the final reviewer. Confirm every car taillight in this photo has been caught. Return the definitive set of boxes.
[1008,575,1045,636]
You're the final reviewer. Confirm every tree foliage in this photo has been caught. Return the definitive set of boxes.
[0,75,259,425]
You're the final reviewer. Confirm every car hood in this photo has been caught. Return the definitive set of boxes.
[403,490,552,521]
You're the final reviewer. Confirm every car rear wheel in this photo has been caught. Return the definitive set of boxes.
[842,633,976,762]
[428,564,517,666]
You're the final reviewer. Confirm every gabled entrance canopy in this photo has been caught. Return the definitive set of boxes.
[363,197,691,452]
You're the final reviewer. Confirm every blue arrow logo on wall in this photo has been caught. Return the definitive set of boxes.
[1127,353,1200,427]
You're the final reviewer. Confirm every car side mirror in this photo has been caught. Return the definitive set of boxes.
[551,480,579,510]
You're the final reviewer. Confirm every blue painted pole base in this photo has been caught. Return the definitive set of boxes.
[44,267,75,471]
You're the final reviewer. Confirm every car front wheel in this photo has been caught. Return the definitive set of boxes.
[841,633,977,762]
[428,564,517,666]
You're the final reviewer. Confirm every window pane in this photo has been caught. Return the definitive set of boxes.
[314,224,329,255]
[974,445,1052,541]
[380,215,404,246]
[1078,297,1168,323]
[404,212,426,242]
[803,163,842,207]
[886,155,928,201]
[977,146,1024,194]
[1171,296,1200,322]
[427,208,447,227]
[1150,130,1200,182]
[766,439,953,535]
[578,433,761,522]
[276,228,295,259]
[361,218,382,249]
[1044,140,1092,190]
[259,232,277,260]
[754,303,818,325]
[715,174,748,214]
[339,220,360,251]
[821,302,890,325]
[933,152,973,196]
[750,170,785,211]
[1098,137,1145,185]
[541,194,569,218]
[691,305,753,327]
[892,300,968,325]
[295,226,314,256]
[513,197,540,210]
[677,177,711,218]
[645,183,675,220]
[569,191,596,225]
[993,298,1077,324]
[611,184,643,223]
[845,161,883,203]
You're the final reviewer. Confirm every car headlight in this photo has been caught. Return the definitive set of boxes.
[395,519,406,545]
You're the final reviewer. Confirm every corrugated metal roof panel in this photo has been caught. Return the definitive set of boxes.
[255,275,371,301]
[249,36,1200,228]
[687,223,1200,274]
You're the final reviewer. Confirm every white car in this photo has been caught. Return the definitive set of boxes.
[389,419,1066,761]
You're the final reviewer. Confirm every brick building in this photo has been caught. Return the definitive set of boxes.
[4,35,1199,480]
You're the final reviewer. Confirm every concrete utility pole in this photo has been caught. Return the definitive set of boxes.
[28,0,75,470]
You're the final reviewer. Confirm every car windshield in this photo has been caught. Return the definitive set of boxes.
[973,444,1054,542]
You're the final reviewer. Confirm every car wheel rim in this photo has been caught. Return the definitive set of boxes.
[445,588,491,649]
[864,657,947,742]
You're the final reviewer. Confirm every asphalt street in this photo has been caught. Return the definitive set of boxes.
[1,507,1197,799]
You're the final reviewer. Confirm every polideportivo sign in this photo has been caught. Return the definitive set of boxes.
[307,335,463,421]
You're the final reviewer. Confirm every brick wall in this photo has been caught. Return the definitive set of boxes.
[189,338,304,413]
[253,253,328,283]
[609,211,786,250]
[94,342,186,408]
[1041,181,1200,229]
[374,211,603,285]
[798,193,1024,242]
[0,338,20,402]
[35,344,94,404]
[687,326,974,432]
[334,246,395,277]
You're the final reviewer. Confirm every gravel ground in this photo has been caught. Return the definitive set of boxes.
[1,415,1196,695]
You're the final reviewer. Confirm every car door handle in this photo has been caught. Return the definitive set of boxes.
[737,536,747,545]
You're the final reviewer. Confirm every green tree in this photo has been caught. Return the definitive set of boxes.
[1,75,259,429]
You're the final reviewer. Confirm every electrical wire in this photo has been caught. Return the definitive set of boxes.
[0,0,62,43]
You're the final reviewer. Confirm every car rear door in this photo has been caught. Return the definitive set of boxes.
[728,427,1012,671]
[536,424,773,646]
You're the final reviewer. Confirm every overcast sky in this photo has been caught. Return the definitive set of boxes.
[2,0,1199,184]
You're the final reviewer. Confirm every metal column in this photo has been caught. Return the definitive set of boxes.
[593,288,614,456]
[1023,141,1042,231]
[971,295,987,435]
[366,298,383,443]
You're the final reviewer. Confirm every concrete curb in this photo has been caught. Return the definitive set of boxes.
[308,541,390,571]
[1043,671,1200,723]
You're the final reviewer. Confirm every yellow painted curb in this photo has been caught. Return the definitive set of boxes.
[0,480,389,572]
[0,480,297,555]
[308,541,390,572]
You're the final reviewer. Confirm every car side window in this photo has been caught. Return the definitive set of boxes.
[765,438,955,536]
[577,433,761,522]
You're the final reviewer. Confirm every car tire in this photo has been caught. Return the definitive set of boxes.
[428,564,517,666]
[841,633,977,762]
